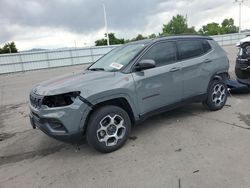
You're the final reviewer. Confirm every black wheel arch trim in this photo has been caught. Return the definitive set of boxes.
[78,95,94,108]
[81,96,138,135]
[210,71,229,82]
[206,72,229,94]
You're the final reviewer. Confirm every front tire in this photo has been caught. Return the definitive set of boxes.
[203,79,228,111]
[86,105,131,153]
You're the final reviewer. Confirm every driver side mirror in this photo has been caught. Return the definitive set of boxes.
[135,59,156,71]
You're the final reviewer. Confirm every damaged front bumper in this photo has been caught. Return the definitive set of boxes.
[29,96,92,143]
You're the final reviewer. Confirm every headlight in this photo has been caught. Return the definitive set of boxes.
[43,91,80,108]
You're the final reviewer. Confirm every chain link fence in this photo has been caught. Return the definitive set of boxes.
[0,45,117,74]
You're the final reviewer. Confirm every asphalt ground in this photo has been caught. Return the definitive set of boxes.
[1,45,250,188]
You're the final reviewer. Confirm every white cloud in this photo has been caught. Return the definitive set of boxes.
[0,0,250,51]
[13,26,105,50]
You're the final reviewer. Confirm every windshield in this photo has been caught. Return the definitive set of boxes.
[89,43,146,72]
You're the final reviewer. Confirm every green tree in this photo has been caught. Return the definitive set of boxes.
[108,33,125,45]
[95,38,106,46]
[95,33,125,46]
[128,34,148,42]
[186,26,196,34]
[199,22,221,35]
[148,33,157,39]
[135,34,147,41]
[162,14,196,35]
[221,18,238,34]
[199,18,238,36]
[0,42,18,54]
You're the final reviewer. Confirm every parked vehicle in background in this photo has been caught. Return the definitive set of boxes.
[29,35,229,153]
[235,36,250,86]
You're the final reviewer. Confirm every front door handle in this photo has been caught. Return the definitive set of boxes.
[170,67,181,72]
[203,59,212,63]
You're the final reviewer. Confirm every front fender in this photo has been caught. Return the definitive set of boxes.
[90,92,139,120]
[78,91,139,132]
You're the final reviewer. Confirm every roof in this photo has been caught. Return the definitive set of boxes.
[125,34,212,46]
[154,35,212,41]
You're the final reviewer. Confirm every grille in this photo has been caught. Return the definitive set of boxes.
[30,92,43,109]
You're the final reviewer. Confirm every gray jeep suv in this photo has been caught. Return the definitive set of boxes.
[29,35,229,153]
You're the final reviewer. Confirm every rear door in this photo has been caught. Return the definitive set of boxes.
[132,41,183,115]
[177,39,212,98]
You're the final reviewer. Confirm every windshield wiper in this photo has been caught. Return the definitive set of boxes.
[89,68,105,71]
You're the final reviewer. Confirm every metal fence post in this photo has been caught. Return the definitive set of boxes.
[19,54,24,72]
[90,47,94,63]
[46,51,50,68]
[69,49,74,65]
[75,48,79,65]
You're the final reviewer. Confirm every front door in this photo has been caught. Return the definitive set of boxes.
[132,41,183,115]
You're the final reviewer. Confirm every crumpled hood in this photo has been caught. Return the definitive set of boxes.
[33,70,116,96]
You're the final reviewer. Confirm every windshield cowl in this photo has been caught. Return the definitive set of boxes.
[89,68,105,71]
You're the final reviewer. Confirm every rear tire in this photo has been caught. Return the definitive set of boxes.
[203,79,228,111]
[86,105,131,153]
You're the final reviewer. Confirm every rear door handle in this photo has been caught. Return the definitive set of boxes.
[203,59,212,63]
[170,67,181,72]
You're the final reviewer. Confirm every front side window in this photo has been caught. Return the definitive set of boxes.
[141,41,177,67]
[177,40,204,60]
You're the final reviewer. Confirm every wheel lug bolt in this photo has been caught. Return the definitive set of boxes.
[100,130,106,137]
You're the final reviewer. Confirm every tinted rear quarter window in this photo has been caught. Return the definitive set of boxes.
[201,40,212,53]
[177,40,204,60]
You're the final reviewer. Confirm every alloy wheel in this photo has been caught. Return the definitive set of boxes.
[96,114,126,147]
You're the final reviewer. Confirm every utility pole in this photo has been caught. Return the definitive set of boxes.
[102,1,110,46]
[185,14,188,26]
[235,0,247,33]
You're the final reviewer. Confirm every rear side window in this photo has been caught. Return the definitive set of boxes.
[201,40,212,53]
[177,40,204,60]
[141,41,177,67]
